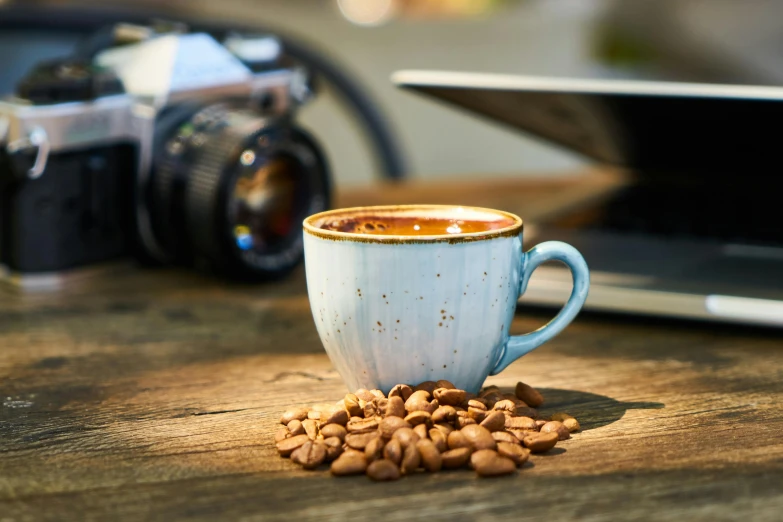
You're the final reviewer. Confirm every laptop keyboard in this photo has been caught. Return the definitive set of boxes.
[558,183,783,247]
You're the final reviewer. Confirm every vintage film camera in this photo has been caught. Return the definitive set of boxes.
[0,22,330,284]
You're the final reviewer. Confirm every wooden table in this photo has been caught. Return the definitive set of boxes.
[2,172,782,521]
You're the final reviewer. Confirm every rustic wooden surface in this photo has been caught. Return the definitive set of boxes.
[1,171,782,522]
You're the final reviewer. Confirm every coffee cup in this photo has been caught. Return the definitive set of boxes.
[303,205,589,393]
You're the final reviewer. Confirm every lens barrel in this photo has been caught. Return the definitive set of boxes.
[149,103,330,279]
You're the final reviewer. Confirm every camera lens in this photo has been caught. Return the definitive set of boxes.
[149,103,330,279]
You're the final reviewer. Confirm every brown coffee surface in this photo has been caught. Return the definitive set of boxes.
[319,215,516,236]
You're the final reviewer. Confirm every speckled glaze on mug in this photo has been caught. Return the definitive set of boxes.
[303,205,589,394]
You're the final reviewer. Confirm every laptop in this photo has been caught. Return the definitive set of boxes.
[392,70,783,327]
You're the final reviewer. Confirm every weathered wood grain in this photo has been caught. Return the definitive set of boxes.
[1,172,782,521]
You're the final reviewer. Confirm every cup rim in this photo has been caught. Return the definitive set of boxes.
[303,204,523,244]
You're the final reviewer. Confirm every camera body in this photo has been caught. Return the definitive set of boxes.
[0,25,330,281]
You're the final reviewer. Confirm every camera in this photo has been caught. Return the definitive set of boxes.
[0,22,330,282]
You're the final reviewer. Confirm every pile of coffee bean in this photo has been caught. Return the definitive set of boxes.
[274,380,579,480]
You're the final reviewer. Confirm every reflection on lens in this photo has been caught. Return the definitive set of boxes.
[234,225,253,250]
[240,149,256,166]
[230,155,303,255]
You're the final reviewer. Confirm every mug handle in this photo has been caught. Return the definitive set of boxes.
[490,241,590,375]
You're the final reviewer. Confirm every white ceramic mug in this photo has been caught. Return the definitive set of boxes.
[303,205,589,393]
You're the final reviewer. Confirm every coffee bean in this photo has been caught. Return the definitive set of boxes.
[388,384,413,402]
[287,419,304,436]
[320,423,347,441]
[441,447,472,469]
[535,420,548,430]
[505,416,537,431]
[432,423,454,436]
[330,452,368,476]
[433,388,466,406]
[328,405,352,422]
[342,448,365,458]
[406,389,430,402]
[515,381,544,408]
[472,450,516,477]
[416,439,442,472]
[276,434,310,457]
[375,398,389,416]
[506,429,528,442]
[493,400,517,413]
[456,416,477,429]
[364,436,385,462]
[370,389,385,400]
[343,394,362,417]
[470,449,497,470]
[551,412,573,422]
[460,424,497,451]
[383,438,403,465]
[323,436,344,461]
[467,407,487,423]
[354,388,376,402]
[563,417,581,432]
[275,427,290,443]
[522,431,559,453]
[432,405,457,424]
[482,392,504,408]
[479,386,500,398]
[302,419,319,440]
[436,379,456,389]
[307,410,321,421]
[291,440,327,470]
[280,407,309,424]
[400,443,421,474]
[345,431,380,450]
[480,411,506,432]
[392,427,420,449]
[429,429,448,453]
[367,459,401,481]
[516,406,540,419]
[413,423,429,440]
[363,400,378,418]
[492,431,521,445]
[413,381,439,394]
[350,416,363,423]
[497,442,530,467]
[405,390,439,414]
[379,416,412,439]
[467,399,487,411]
[405,410,437,426]
[385,396,406,418]
[541,421,570,440]
[447,430,471,450]
[404,411,432,427]
[346,417,379,434]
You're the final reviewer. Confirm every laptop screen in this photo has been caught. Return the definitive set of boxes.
[394,71,783,181]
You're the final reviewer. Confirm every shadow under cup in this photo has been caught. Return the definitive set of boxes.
[302,205,525,394]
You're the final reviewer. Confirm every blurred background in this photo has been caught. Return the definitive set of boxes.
[6,0,783,187]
